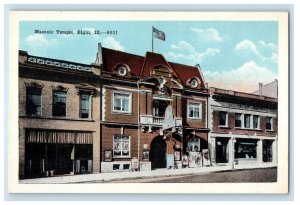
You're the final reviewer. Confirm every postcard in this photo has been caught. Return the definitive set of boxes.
[8,11,288,193]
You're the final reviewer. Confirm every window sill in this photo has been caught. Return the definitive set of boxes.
[218,126,230,129]
[266,129,275,132]
[113,157,131,159]
[235,127,263,131]
[187,117,202,120]
[112,111,132,115]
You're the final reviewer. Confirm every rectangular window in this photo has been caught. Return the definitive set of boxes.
[188,102,202,119]
[235,113,242,127]
[253,115,260,129]
[266,117,272,130]
[26,87,42,116]
[219,111,227,126]
[80,94,90,118]
[113,135,130,158]
[53,91,66,117]
[113,92,131,113]
[244,114,251,128]
[234,139,257,159]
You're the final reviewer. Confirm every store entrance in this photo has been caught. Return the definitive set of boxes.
[150,136,167,169]
[215,138,229,163]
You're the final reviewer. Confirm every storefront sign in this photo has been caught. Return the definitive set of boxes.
[142,149,150,161]
[104,149,112,162]
[174,151,181,161]
[182,154,188,166]
[202,149,211,166]
[131,158,139,169]
[163,105,175,131]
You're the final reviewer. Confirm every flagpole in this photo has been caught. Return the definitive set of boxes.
[152,26,153,52]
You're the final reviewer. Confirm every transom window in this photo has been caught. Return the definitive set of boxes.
[219,111,227,126]
[53,91,67,117]
[26,87,42,116]
[80,94,91,118]
[113,92,131,113]
[188,102,202,119]
[113,135,130,158]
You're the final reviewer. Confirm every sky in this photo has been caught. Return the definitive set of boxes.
[19,21,278,93]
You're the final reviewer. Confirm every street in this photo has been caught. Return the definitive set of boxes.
[103,168,277,183]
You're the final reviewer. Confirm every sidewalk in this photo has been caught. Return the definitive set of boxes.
[19,163,277,184]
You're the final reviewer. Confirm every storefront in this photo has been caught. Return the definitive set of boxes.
[24,129,93,178]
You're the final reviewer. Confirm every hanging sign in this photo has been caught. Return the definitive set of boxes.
[163,105,175,131]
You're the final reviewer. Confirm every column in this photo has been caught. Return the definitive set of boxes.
[228,137,235,167]
[209,137,216,165]
[257,139,263,163]
[272,139,277,163]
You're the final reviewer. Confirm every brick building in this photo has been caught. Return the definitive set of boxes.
[98,45,210,172]
[18,44,278,178]
[19,51,101,179]
[208,87,278,167]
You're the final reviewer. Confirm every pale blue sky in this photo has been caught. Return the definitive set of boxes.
[20,21,278,92]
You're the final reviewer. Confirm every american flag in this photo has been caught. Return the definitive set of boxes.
[153,27,165,41]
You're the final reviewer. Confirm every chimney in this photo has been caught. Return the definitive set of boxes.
[259,83,263,96]
[95,43,103,66]
[19,50,28,64]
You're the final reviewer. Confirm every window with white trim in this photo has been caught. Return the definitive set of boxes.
[113,135,130,158]
[26,87,42,116]
[80,94,91,118]
[188,102,202,119]
[266,117,273,130]
[244,114,251,128]
[113,92,131,113]
[253,115,260,129]
[235,113,242,128]
[219,111,228,126]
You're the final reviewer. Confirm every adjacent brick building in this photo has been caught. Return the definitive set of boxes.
[208,87,278,166]
[19,51,101,179]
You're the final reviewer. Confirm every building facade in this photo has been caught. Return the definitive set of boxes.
[98,46,210,172]
[18,44,278,178]
[208,87,278,167]
[19,51,101,179]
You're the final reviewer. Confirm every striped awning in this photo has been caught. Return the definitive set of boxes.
[26,130,93,144]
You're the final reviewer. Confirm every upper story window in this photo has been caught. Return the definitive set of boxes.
[53,91,67,117]
[253,115,260,129]
[80,94,91,118]
[244,114,251,128]
[190,79,198,88]
[26,87,42,116]
[266,117,273,130]
[113,135,130,158]
[118,66,127,76]
[113,92,131,113]
[219,111,228,126]
[188,102,202,119]
[235,113,242,127]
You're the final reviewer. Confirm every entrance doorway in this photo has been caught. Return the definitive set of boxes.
[216,138,229,163]
[263,140,273,162]
[150,136,167,169]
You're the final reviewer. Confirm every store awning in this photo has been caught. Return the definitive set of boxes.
[26,129,93,144]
